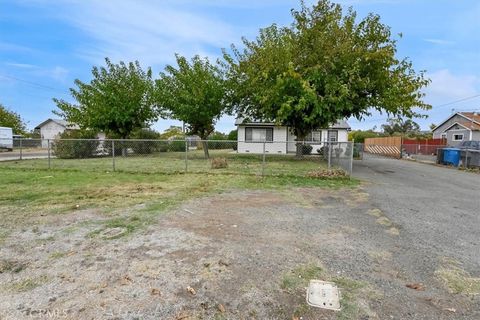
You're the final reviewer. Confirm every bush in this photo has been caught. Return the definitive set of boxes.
[52,130,99,159]
[168,139,185,152]
[227,130,238,141]
[211,157,228,169]
[306,169,347,179]
[130,129,160,154]
[297,143,313,155]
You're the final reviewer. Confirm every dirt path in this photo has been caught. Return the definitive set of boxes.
[1,183,478,319]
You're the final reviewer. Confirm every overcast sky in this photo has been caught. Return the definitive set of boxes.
[1,0,479,133]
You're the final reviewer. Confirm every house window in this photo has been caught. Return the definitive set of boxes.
[452,134,464,141]
[327,130,338,142]
[245,127,273,142]
[306,130,322,142]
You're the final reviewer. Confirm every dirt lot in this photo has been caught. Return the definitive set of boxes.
[0,162,478,319]
[1,185,478,319]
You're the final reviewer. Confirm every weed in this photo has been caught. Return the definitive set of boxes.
[7,275,49,292]
[211,158,228,169]
[0,260,27,273]
[436,259,480,295]
[281,264,324,292]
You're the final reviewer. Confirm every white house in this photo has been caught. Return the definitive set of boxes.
[35,119,80,148]
[432,112,480,146]
[236,118,351,154]
[35,119,108,148]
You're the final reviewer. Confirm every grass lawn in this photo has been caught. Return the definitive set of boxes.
[0,149,334,176]
[0,167,357,236]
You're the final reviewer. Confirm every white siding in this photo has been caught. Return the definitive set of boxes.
[238,125,349,154]
[40,121,67,147]
[237,126,288,154]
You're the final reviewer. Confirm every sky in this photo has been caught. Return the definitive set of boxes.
[0,0,479,133]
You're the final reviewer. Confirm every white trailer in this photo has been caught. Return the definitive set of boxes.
[0,127,13,151]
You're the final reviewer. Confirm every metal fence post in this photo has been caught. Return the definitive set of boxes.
[185,139,188,173]
[262,141,266,176]
[328,141,332,169]
[465,149,469,168]
[349,142,353,175]
[19,138,23,160]
[47,139,51,169]
[112,140,116,172]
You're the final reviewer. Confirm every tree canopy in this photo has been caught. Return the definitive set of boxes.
[381,118,420,136]
[53,58,158,139]
[0,103,27,135]
[155,54,226,158]
[223,0,430,154]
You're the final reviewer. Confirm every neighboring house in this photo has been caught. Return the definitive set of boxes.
[236,118,351,154]
[35,119,80,148]
[432,112,480,146]
[35,119,107,147]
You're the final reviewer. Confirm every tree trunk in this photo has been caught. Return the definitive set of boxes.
[121,136,127,157]
[202,140,210,159]
[295,134,306,158]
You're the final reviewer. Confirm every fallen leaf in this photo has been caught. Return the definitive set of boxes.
[444,307,456,313]
[120,275,132,286]
[217,304,226,313]
[150,288,161,296]
[186,286,196,295]
[406,283,425,291]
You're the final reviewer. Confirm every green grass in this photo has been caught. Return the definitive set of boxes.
[0,166,358,236]
[281,264,324,292]
[0,149,336,177]
[6,275,49,292]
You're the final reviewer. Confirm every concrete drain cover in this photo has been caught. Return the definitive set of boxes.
[306,280,341,311]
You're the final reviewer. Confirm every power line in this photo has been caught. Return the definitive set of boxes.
[434,94,480,109]
[0,74,69,95]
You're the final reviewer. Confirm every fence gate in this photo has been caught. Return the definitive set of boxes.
[363,137,402,159]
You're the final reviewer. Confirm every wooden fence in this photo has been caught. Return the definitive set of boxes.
[364,137,447,158]
[364,137,403,158]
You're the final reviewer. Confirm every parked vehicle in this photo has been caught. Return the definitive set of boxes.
[0,127,13,151]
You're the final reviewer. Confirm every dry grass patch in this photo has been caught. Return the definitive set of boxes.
[368,209,383,217]
[6,275,49,292]
[386,227,400,236]
[436,258,480,295]
[376,217,393,227]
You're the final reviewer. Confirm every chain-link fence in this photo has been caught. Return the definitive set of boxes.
[459,149,480,168]
[401,143,442,163]
[0,138,353,176]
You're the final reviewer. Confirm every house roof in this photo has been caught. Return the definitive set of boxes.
[35,119,80,130]
[432,111,480,132]
[235,117,351,129]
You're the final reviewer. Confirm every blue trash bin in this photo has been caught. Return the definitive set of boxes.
[443,148,461,166]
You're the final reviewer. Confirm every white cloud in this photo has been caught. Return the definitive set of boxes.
[426,69,479,102]
[423,38,455,46]
[5,62,37,69]
[41,0,245,68]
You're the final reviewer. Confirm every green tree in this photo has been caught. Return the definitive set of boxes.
[381,118,420,136]
[156,54,226,158]
[348,130,380,143]
[223,0,430,156]
[159,126,184,140]
[53,58,158,139]
[227,129,238,141]
[0,104,27,135]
